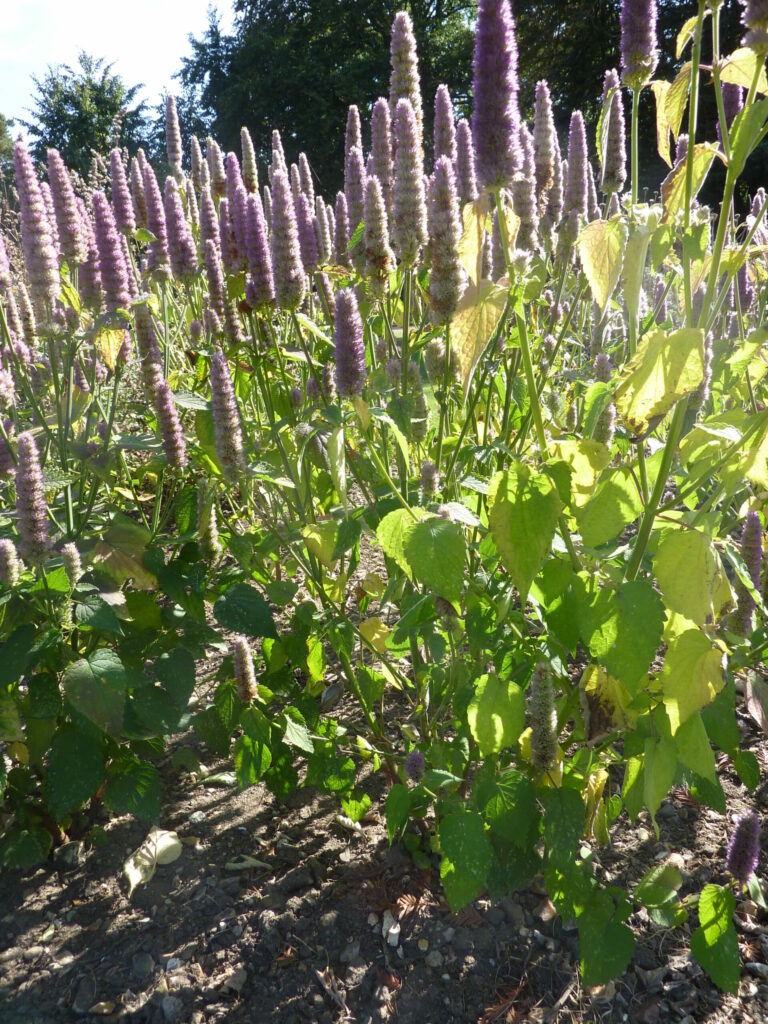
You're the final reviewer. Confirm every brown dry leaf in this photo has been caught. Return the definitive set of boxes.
[479,982,527,1023]
[275,946,298,967]
[453,904,484,928]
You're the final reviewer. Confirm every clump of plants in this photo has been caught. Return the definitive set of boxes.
[1,0,768,994]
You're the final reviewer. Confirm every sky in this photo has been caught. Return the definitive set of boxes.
[0,0,235,130]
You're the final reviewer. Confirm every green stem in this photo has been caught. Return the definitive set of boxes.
[630,87,641,207]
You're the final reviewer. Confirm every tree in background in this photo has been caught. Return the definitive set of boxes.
[20,53,148,179]
[178,0,475,191]
[0,113,13,172]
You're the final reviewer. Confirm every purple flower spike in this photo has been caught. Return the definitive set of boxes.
[298,152,315,208]
[371,99,393,217]
[77,198,102,307]
[164,177,197,283]
[512,124,540,250]
[334,191,351,267]
[233,636,258,702]
[245,192,275,309]
[621,0,659,90]
[186,179,199,231]
[428,156,463,324]
[718,83,745,144]
[263,186,272,232]
[560,111,588,247]
[46,149,87,264]
[405,750,425,781]
[314,197,332,264]
[142,164,171,276]
[344,145,366,236]
[165,95,184,180]
[434,84,457,165]
[226,152,244,211]
[533,81,556,200]
[13,141,59,317]
[271,130,287,179]
[92,191,131,313]
[270,170,306,311]
[471,0,522,192]
[296,191,319,274]
[15,432,51,565]
[200,186,221,253]
[741,1,768,53]
[393,99,427,266]
[154,376,187,471]
[134,303,163,397]
[110,149,136,235]
[601,70,627,196]
[334,287,366,398]
[733,511,763,635]
[204,238,226,318]
[345,105,363,158]
[0,232,11,290]
[540,135,563,253]
[130,157,148,228]
[390,11,423,145]
[40,182,59,254]
[290,163,302,207]
[210,345,246,480]
[241,127,258,193]
[726,811,760,885]
[365,174,394,298]
[219,197,239,274]
[0,538,20,587]
[206,137,227,197]
[190,136,205,192]
[455,118,479,207]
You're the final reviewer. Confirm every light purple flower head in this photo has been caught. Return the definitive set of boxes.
[455,118,478,208]
[393,99,428,266]
[77,198,102,307]
[290,163,302,207]
[472,0,522,192]
[560,111,588,247]
[206,137,227,197]
[405,749,425,781]
[15,431,51,564]
[186,179,200,230]
[533,81,556,199]
[46,149,87,264]
[620,0,659,90]
[334,287,366,397]
[13,141,59,317]
[241,127,258,193]
[210,344,246,480]
[164,177,197,283]
[296,191,319,274]
[271,129,287,179]
[740,0,768,53]
[190,135,205,192]
[200,186,221,253]
[345,105,363,158]
[263,185,273,232]
[298,152,314,208]
[204,238,226,318]
[344,145,366,236]
[133,302,163,397]
[130,156,148,229]
[371,98,394,216]
[0,232,11,291]
[165,95,184,180]
[733,510,763,635]
[428,156,463,324]
[154,376,188,471]
[233,636,258,702]
[512,124,540,251]
[600,70,627,196]
[725,810,760,884]
[334,191,351,267]
[390,11,423,145]
[110,149,136,235]
[434,84,457,165]
[718,83,745,144]
[540,135,563,253]
[226,152,244,210]
[219,197,239,274]
[92,191,131,313]
[245,192,275,309]
[142,164,171,276]
[0,538,20,587]
[365,174,394,298]
[40,181,58,254]
[270,170,306,311]
[314,196,332,264]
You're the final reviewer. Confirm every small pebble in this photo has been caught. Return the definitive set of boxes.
[189,811,207,825]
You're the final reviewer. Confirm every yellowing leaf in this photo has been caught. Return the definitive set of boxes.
[577,217,628,311]
[124,827,182,897]
[662,143,720,222]
[623,206,662,325]
[450,279,507,397]
[676,13,707,59]
[359,616,390,655]
[650,81,673,168]
[458,194,490,286]
[665,62,691,142]
[581,664,638,741]
[302,521,339,567]
[615,327,705,437]
[93,328,127,372]
[352,395,371,431]
[654,528,718,626]
[549,438,611,508]
[661,628,726,733]
[719,48,768,96]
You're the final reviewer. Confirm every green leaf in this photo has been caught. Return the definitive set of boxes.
[615,327,705,437]
[467,673,525,756]
[342,792,372,823]
[635,862,683,908]
[654,528,718,626]
[26,674,62,720]
[439,810,492,910]
[385,784,411,843]
[661,629,725,734]
[542,787,585,865]
[213,584,276,638]
[103,756,162,819]
[729,98,768,178]
[45,724,105,820]
[0,826,52,870]
[576,467,643,547]
[0,693,23,742]
[578,580,665,688]
[577,217,628,311]
[328,425,346,504]
[193,706,233,756]
[0,624,36,687]
[488,464,562,600]
[376,507,427,581]
[484,770,539,851]
[74,595,123,634]
[734,750,760,792]
[691,884,740,993]
[578,890,635,987]
[402,516,466,602]
[281,707,315,754]
[234,706,273,787]
[643,736,676,829]
[675,712,716,784]
[63,649,127,736]
[662,143,719,222]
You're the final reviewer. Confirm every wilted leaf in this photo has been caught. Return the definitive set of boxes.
[123,827,182,896]
[650,81,673,168]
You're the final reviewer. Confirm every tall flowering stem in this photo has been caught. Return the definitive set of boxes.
[471,0,521,192]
